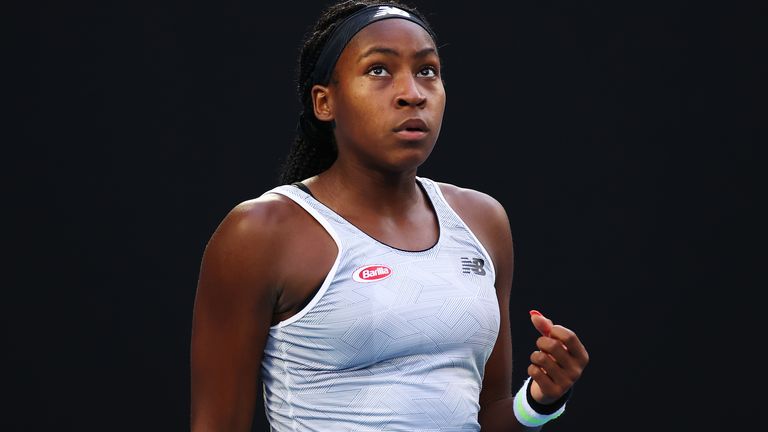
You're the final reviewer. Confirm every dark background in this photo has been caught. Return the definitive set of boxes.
[9,0,763,431]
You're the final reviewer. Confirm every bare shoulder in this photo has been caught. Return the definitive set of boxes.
[215,192,301,241]
[201,191,309,284]
[434,181,510,229]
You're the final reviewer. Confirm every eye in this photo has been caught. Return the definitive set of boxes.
[367,65,390,77]
[417,66,438,78]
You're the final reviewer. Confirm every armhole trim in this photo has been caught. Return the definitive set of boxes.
[266,187,343,329]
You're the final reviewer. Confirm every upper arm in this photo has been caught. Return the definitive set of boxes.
[190,198,286,432]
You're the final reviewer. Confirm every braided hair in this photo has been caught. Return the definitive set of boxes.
[278,0,435,185]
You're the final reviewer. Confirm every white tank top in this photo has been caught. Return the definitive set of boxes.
[260,177,500,431]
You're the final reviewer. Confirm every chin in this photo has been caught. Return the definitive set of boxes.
[382,146,435,173]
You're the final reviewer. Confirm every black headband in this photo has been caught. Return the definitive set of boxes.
[308,4,437,89]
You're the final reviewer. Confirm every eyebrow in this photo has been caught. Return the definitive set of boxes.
[357,46,438,62]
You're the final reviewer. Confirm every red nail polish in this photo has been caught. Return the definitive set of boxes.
[529,310,542,317]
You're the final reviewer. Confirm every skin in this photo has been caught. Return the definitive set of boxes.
[190,18,589,432]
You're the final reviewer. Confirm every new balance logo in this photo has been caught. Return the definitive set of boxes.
[461,257,486,276]
[374,6,411,18]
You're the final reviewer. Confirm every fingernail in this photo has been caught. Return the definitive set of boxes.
[529,310,542,317]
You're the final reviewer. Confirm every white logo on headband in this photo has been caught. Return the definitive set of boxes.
[374,6,411,18]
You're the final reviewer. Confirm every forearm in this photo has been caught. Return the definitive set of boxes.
[479,397,542,432]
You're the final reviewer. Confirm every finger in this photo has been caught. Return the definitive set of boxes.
[530,349,569,387]
[536,336,574,368]
[528,363,554,387]
[527,364,562,402]
[548,325,589,364]
[529,310,553,337]
[536,335,587,385]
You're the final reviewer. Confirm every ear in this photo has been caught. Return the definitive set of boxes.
[311,84,335,122]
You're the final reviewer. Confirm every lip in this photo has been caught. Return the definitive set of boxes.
[393,118,429,133]
[393,118,430,140]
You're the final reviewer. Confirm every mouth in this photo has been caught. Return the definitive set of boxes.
[394,119,429,132]
[393,119,430,140]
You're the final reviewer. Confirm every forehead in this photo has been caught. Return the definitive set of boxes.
[343,19,438,58]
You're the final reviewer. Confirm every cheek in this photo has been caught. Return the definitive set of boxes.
[339,91,386,124]
[437,91,446,109]
[437,83,447,104]
[432,90,446,118]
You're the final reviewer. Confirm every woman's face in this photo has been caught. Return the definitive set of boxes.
[314,18,446,174]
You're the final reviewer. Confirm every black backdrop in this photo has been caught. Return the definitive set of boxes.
[10,1,763,431]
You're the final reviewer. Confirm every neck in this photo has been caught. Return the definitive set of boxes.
[306,163,423,218]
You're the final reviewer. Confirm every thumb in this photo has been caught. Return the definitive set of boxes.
[530,310,553,337]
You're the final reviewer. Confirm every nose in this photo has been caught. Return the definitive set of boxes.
[395,74,426,108]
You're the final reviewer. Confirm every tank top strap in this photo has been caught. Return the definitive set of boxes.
[416,176,496,277]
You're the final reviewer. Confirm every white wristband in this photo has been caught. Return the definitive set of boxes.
[512,377,566,428]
